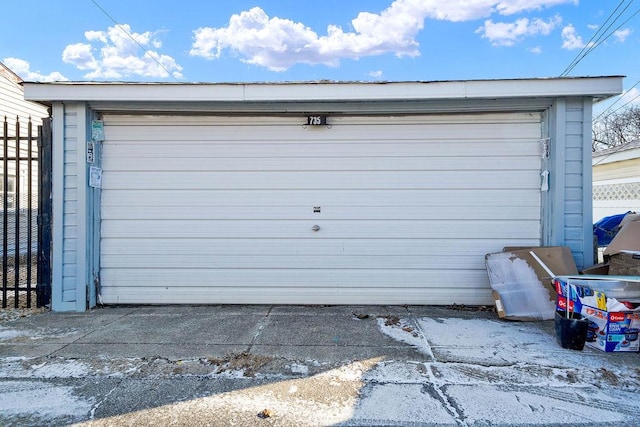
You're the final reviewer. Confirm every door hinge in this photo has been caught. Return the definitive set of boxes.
[541,138,550,159]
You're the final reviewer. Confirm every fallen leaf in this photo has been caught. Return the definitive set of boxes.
[258,408,273,418]
[383,315,400,326]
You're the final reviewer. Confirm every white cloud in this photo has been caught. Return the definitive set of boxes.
[190,5,424,72]
[2,57,68,82]
[369,70,384,78]
[620,88,640,106]
[190,0,577,71]
[477,15,561,46]
[85,30,107,44]
[62,43,98,71]
[561,24,585,49]
[62,24,183,80]
[528,46,543,54]
[614,28,631,43]
[492,0,577,16]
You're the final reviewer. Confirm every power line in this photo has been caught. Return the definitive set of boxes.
[594,70,640,124]
[90,0,179,81]
[570,0,640,126]
[560,0,639,76]
[561,0,634,76]
[594,79,640,124]
[561,0,629,76]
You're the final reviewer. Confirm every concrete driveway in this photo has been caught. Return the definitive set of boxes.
[1,305,639,426]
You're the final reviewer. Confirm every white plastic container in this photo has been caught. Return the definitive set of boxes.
[555,275,640,299]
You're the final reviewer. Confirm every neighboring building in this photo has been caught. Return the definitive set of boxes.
[592,140,640,222]
[0,62,49,255]
[24,77,623,312]
[0,62,49,133]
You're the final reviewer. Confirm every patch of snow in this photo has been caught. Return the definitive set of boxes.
[0,358,91,379]
[0,327,26,340]
[315,359,378,382]
[351,383,456,425]
[0,358,33,378]
[0,380,92,422]
[446,384,628,424]
[31,359,91,378]
[376,317,433,358]
[378,316,639,392]
[414,317,615,370]
[206,368,254,379]
[0,326,79,341]
[362,360,428,384]
[289,363,309,375]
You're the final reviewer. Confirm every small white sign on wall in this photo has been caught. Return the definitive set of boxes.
[89,166,102,188]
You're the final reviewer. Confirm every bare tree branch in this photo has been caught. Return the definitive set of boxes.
[593,105,640,152]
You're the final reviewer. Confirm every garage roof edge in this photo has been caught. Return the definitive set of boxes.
[23,76,623,104]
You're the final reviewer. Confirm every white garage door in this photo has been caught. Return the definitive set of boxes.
[99,113,542,305]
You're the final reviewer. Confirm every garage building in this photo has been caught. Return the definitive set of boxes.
[24,77,622,311]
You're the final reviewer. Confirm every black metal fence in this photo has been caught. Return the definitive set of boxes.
[1,116,51,308]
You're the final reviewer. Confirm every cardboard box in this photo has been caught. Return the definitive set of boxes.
[608,252,640,276]
[580,263,609,275]
[555,278,640,352]
[603,219,640,256]
[580,218,640,278]
[486,247,578,321]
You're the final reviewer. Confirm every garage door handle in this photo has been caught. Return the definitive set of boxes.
[312,225,320,232]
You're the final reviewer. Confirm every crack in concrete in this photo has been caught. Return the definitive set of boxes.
[89,381,122,420]
[246,305,272,353]
[50,308,142,357]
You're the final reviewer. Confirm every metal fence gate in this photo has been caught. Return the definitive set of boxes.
[1,116,51,309]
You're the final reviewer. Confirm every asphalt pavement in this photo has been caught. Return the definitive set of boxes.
[1,304,639,426]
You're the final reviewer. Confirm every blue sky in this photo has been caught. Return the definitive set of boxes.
[1,1,639,112]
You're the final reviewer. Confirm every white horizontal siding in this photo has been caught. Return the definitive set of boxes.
[100,113,542,305]
[593,158,640,182]
[101,205,540,220]
[0,70,48,135]
[102,171,538,190]
[99,286,493,306]
[101,141,538,159]
[101,219,539,239]
[104,156,540,172]
[102,189,540,207]
[100,238,540,256]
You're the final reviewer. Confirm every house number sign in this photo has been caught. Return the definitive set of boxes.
[307,115,327,126]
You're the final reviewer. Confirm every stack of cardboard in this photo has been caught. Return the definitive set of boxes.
[602,220,640,276]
